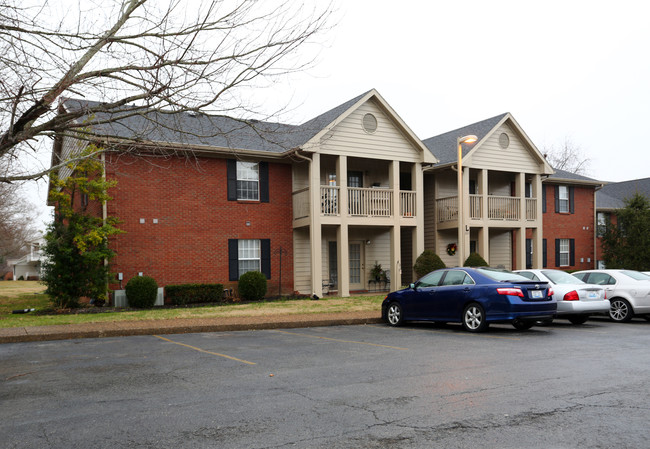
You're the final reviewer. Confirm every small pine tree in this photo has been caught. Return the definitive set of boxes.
[413,250,446,279]
[463,252,489,267]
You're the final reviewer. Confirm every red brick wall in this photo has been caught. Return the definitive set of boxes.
[542,184,596,271]
[104,154,294,294]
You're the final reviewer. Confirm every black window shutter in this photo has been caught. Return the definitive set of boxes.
[569,239,575,266]
[542,185,547,213]
[543,239,547,268]
[261,239,271,279]
[526,239,532,269]
[554,186,559,213]
[227,160,237,201]
[555,239,560,267]
[259,162,269,203]
[228,239,239,281]
[569,187,575,214]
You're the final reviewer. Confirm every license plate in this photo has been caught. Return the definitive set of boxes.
[587,292,599,299]
[530,290,543,299]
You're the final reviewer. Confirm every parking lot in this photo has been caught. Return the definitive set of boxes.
[2,318,650,448]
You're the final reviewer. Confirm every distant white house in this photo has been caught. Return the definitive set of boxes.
[7,238,45,280]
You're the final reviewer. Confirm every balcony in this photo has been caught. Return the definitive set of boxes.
[292,186,416,221]
[436,195,538,224]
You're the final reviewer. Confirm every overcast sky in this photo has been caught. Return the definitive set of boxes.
[26,0,650,230]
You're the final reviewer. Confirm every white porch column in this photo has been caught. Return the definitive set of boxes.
[389,160,402,289]
[337,155,350,297]
[533,174,543,268]
[515,172,526,270]
[413,162,424,259]
[309,153,322,297]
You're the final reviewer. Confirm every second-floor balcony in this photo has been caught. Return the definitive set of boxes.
[436,194,538,224]
[293,186,416,221]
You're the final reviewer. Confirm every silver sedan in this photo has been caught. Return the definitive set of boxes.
[515,269,609,324]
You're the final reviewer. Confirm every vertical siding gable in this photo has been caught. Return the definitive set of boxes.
[317,100,423,163]
[467,122,543,172]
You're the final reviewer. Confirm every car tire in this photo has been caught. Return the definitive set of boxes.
[568,315,589,325]
[512,319,534,330]
[644,315,650,322]
[386,302,403,327]
[609,298,633,322]
[462,303,489,333]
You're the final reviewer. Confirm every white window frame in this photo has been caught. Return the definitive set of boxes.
[236,161,259,201]
[559,238,570,266]
[558,185,569,213]
[238,239,260,277]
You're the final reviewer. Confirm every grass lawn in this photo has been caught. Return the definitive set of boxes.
[0,281,385,328]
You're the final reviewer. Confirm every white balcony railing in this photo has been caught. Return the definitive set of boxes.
[400,191,416,217]
[436,195,538,223]
[348,187,392,217]
[487,196,520,220]
[436,196,458,222]
[320,186,340,216]
[526,198,537,221]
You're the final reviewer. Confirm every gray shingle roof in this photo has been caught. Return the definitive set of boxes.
[547,168,601,183]
[596,177,650,210]
[62,91,370,154]
[422,113,509,165]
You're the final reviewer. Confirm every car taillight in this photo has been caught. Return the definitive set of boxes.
[548,288,554,298]
[497,287,524,297]
[563,290,579,301]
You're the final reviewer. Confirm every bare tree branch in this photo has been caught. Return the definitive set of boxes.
[0,0,333,183]
[543,137,591,175]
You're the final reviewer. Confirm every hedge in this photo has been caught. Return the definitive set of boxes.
[165,283,224,306]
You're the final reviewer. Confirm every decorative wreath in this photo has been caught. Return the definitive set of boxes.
[447,243,457,256]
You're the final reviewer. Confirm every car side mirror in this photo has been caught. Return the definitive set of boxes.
[409,283,416,290]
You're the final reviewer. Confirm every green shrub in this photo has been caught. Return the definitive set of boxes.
[125,276,158,308]
[463,252,489,267]
[413,250,446,279]
[238,271,267,301]
[166,283,224,306]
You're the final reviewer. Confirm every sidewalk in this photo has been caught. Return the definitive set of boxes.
[0,311,383,344]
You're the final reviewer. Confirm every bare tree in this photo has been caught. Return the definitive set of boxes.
[0,0,332,183]
[0,179,39,264]
[543,137,591,175]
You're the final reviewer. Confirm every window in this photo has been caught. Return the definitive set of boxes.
[418,270,445,287]
[227,160,269,202]
[228,239,271,280]
[597,212,610,237]
[558,186,569,213]
[238,239,260,277]
[236,162,259,201]
[558,239,569,266]
[554,185,574,214]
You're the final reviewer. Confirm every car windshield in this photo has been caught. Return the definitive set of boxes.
[620,270,650,281]
[475,267,530,282]
[542,270,585,285]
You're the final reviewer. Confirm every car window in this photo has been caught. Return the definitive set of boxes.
[476,267,530,282]
[620,270,650,281]
[418,271,444,287]
[573,272,587,282]
[542,270,584,285]
[517,271,540,281]
[588,273,616,285]
[441,270,472,286]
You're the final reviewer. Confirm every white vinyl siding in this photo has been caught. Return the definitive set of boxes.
[489,230,512,270]
[293,229,311,294]
[467,123,541,172]
[316,100,422,163]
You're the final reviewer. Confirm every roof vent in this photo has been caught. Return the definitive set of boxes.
[362,113,378,134]
[499,132,510,149]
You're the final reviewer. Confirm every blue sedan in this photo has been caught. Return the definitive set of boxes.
[381,267,557,332]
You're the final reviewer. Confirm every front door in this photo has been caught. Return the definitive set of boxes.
[349,242,364,291]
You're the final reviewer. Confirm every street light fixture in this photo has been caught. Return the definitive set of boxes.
[457,134,478,266]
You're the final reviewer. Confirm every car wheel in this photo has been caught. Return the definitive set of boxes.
[609,298,633,322]
[568,315,590,325]
[386,302,403,326]
[512,319,534,330]
[462,303,489,332]
[644,315,650,322]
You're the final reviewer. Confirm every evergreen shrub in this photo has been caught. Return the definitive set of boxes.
[238,271,267,301]
[125,276,158,308]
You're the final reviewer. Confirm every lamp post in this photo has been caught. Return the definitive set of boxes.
[457,135,478,266]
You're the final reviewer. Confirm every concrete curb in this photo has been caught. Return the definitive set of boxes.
[0,314,384,344]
